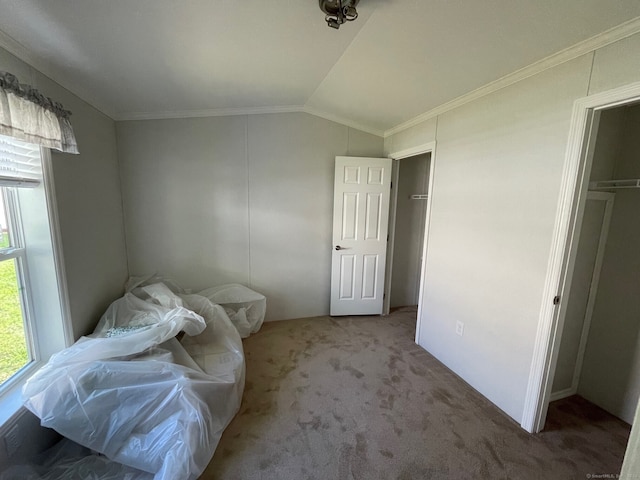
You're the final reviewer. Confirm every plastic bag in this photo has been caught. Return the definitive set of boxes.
[199,283,266,337]
[125,273,186,296]
[21,281,246,480]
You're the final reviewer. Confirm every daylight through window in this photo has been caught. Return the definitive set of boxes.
[0,135,40,387]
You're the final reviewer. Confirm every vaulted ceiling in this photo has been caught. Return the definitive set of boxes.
[1,0,639,135]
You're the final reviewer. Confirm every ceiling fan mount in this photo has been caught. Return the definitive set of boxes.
[319,0,360,29]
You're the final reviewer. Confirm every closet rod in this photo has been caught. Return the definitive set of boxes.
[409,194,429,200]
[589,179,640,191]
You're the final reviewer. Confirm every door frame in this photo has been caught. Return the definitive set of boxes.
[521,81,640,433]
[384,141,436,343]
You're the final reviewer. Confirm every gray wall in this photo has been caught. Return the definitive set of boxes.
[579,105,640,424]
[391,153,430,308]
[116,113,383,321]
[383,31,640,423]
[0,47,128,463]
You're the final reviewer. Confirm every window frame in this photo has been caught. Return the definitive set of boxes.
[0,144,72,426]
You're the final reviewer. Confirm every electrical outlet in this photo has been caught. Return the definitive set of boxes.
[455,321,464,337]
[4,424,21,456]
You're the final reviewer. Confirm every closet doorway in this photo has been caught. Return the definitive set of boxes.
[388,153,430,308]
[383,142,436,341]
[523,83,640,434]
[549,103,640,427]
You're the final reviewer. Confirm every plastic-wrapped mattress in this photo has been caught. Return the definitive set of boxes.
[7,278,265,480]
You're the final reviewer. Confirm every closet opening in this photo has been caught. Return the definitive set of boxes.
[383,142,436,344]
[542,101,640,464]
[387,152,431,313]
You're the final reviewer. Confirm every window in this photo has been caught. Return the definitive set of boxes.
[0,187,34,385]
[0,133,71,410]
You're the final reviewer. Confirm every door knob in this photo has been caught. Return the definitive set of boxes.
[335,245,343,250]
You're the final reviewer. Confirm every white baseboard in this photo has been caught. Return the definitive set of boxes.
[549,387,576,402]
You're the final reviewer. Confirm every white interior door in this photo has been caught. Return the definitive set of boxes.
[551,191,614,397]
[330,156,392,316]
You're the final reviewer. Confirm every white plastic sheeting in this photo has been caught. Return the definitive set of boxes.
[200,284,266,338]
[127,276,266,338]
[12,277,266,480]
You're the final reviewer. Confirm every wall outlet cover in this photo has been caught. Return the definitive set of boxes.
[456,321,464,336]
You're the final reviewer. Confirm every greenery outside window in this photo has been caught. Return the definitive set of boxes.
[0,186,34,386]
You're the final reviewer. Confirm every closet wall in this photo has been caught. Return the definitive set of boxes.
[390,153,430,308]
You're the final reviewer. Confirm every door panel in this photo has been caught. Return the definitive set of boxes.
[552,192,614,394]
[331,156,392,315]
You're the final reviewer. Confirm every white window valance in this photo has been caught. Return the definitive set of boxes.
[0,71,79,154]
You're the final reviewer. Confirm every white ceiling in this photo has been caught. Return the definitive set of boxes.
[0,0,639,135]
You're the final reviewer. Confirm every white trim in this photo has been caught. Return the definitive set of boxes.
[117,105,303,121]
[40,149,74,347]
[416,145,437,344]
[549,387,575,402]
[302,106,384,137]
[0,29,41,83]
[383,159,400,315]
[384,16,640,138]
[0,361,43,429]
[0,27,384,135]
[389,142,437,161]
[4,16,640,137]
[116,105,385,137]
[521,80,640,434]
[385,142,437,341]
[0,29,118,120]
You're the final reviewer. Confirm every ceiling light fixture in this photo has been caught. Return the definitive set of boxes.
[319,0,359,29]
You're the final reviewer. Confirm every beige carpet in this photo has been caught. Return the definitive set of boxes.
[200,307,631,479]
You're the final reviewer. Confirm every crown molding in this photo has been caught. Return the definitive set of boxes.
[0,28,39,74]
[0,28,383,135]
[0,28,118,120]
[116,105,304,121]
[301,106,384,137]
[116,104,384,136]
[5,13,638,139]
[384,16,640,138]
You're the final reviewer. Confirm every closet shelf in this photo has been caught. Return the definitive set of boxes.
[589,179,640,190]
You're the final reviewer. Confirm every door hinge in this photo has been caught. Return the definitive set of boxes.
[387,234,389,241]
[553,295,561,305]
[390,181,393,189]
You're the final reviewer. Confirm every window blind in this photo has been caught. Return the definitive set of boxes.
[0,133,42,188]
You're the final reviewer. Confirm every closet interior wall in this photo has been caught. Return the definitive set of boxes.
[390,153,430,308]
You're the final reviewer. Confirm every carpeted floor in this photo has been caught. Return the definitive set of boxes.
[200,307,631,480]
